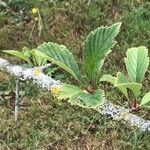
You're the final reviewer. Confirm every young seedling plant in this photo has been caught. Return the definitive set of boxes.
[1,22,150,131]
[3,46,48,120]
[100,46,150,111]
[3,22,122,114]
[33,22,122,109]
[3,46,47,67]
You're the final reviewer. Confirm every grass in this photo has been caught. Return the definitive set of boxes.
[1,90,150,150]
[0,0,150,149]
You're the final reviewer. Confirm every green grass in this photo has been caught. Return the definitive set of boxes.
[0,0,150,149]
[1,89,150,150]
[0,89,150,149]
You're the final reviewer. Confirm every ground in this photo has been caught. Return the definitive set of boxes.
[0,0,150,149]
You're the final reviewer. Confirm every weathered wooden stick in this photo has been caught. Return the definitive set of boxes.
[0,58,61,90]
[0,58,150,131]
[15,79,19,121]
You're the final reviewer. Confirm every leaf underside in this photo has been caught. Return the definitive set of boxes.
[68,89,105,109]
[57,84,105,109]
[57,84,83,100]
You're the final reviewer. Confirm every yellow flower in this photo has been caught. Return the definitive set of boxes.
[32,8,39,14]
[51,87,60,95]
[33,68,42,76]
[34,17,38,21]
[122,112,129,121]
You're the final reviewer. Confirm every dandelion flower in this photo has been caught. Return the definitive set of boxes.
[34,17,38,21]
[33,68,42,76]
[51,87,60,95]
[32,8,39,14]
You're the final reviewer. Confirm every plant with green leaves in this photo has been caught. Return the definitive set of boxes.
[3,46,49,121]
[3,46,47,67]
[100,46,150,110]
[3,22,122,109]
[33,22,122,109]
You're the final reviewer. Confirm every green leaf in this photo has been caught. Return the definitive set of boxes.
[57,84,83,100]
[68,89,105,109]
[116,83,142,98]
[140,92,150,107]
[22,47,31,59]
[124,46,149,83]
[37,42,81,81]
[84,22,121,87]
[115,72,142,98]
[31,49,47,66]
[114,72,128,97]
[100,74,117,84]
[125,83,142,98]
[100,73,128,98]
[3,50,33,66]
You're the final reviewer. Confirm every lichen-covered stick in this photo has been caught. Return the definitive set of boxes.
[0,58,150,132]
[15,79,19,121]
[0,58,61,90]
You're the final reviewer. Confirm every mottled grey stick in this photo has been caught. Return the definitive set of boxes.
[98,101,150,132]
[0,58,61,90]
[15,79,19,121]
[0,58,150,131]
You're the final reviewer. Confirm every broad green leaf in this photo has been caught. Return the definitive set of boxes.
[140,92,150,107]
[3,50,33,66]
[115,72,142,98]
[100,73,128,98]
[125,46,149,83]
[57,84,83,100]
[31,49,47,66]
[116,83,142,98]
[68,89,105,109]
[84,22,121,87]
[100,74,117,84]
[37,42,81,80]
